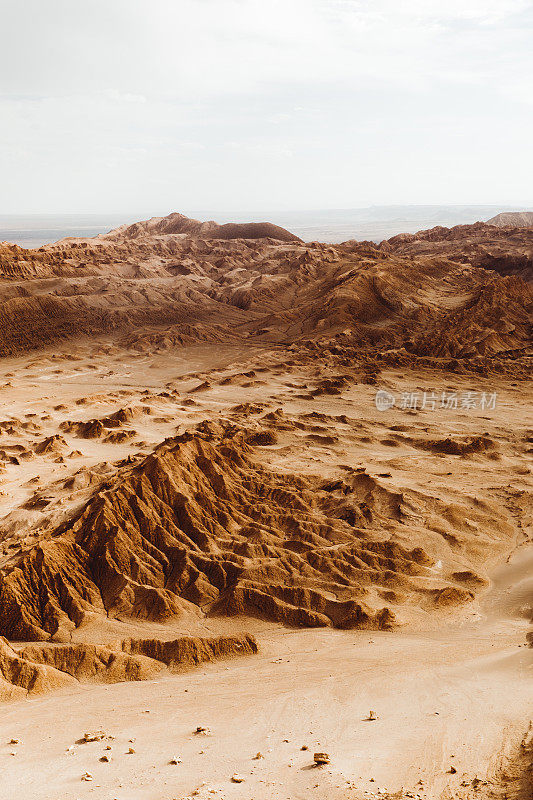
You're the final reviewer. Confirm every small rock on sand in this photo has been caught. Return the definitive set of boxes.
[81,731,106,743]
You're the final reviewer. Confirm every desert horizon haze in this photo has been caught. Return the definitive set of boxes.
[3,204,533,248]
[0,2,531,800]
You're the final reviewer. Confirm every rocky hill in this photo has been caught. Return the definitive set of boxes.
[105,211,302,243]
[486,211,533,228]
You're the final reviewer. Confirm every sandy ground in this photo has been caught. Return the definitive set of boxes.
[0,340,531,799]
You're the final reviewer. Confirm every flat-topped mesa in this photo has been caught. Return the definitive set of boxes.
[105,211,302,243]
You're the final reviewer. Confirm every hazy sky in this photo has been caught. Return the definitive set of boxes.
[1,0,532,214]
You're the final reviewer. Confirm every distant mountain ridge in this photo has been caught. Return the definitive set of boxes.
[2,207,531,248]
[487,211,533,228]
[0,216,531,359]
[106,211,302,243]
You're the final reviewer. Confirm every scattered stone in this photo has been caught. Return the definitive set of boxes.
[254,752,264,759]
[170,756,181,765]
[314,752,330,765]
[81,731,106,743]
[100,755,110,763]
[81,772,93,781]
[448,766,457,774]
[9,739,21,745]
[231,774,245,783]
[301,745,308,751]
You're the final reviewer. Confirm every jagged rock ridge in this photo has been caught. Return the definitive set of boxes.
[0,417,510,644]
[0,634,257,700]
